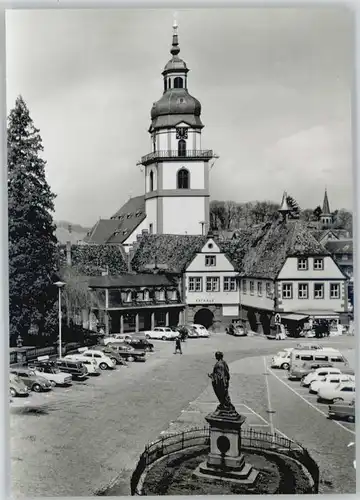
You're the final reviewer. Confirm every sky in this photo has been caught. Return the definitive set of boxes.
[6,7,353,227]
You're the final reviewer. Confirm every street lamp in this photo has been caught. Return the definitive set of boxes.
[54,281,66,358]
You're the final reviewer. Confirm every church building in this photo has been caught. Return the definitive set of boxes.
[84,22,214,248]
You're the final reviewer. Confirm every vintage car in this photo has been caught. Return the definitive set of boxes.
[10,368,52,392]
[317,381,355,404]
[328,400,355,422]
[105,343,146,362]
[28,356,73,386]
[226,323,247,337]
[9,373,31,397]
[77,348,117,370]
[143,327,179,341]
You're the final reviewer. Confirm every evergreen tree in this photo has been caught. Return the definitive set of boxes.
[286,195,300,219]
[313,205,323,221]
[8,96,58,342]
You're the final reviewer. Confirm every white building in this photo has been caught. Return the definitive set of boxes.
[84,22,214,248]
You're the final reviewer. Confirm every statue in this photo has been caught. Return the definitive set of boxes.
[208,351,235,412]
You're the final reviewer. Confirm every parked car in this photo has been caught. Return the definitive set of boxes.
[105,343,146,362]
[328,400,355,422]
[10,368,52,392]
[144,327,179,340]
[9,373,30,397]
[310,374,355,394]
[190,324,210,337]
[64,355,101,375]
[301,367,342,388]
[271,348,293,370]
[226,323,247,337]
[91,345,128,365]
[317,381,355,403]
[77,348,116,370]
[56,359,88,380]
[103,334,132,345]
[126,338,154,352]
[28,357,72,387]
[177,325,198,338]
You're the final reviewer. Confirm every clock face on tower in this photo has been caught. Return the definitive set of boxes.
[176,127,188,140]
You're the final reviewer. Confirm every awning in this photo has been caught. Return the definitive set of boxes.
[281,314,309,322]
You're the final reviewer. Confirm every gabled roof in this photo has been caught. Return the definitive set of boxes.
[88,273,176,289]
[83,195,146,245]
[311,228,350,242]
[325,239,353,255]
[83,219,121,245]
[130,220,329,279]
[131,234,207,273]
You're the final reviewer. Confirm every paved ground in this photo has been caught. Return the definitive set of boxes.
[10,333,356,497]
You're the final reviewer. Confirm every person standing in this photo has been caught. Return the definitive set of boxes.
[174,336,182,354]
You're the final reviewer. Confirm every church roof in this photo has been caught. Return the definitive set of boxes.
[130,220,329,279]
[84,196,146,245]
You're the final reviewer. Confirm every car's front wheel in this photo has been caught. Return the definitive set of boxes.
[281,363,289,370]
[10,388,16,397]
[162,336,167,341]
[99,362,108,370]
[127,356,135,362]
[145,334,150,340]
[32,383,41,392]
[348,415,355,423]
[50,380,57,387]
[110,357,117,365]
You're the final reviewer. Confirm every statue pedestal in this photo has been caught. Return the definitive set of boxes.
[194,407,259,485]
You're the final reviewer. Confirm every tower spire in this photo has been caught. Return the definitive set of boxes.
[322,187,331,215]
[171,19,180,56]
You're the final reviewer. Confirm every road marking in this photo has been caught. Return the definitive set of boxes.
[267,365,355,435]
[181,409,201,413]
[242,404,269,425]
[263,357,275,436]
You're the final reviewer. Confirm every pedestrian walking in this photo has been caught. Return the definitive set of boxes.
[174,336,182,354]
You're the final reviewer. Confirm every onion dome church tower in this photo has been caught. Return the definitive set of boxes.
[138,22,214,235]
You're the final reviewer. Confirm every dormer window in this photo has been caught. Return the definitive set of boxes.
[205,255,216,267]
[127,213,132,219]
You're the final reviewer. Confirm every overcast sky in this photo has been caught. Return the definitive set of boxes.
[6,7,353,227]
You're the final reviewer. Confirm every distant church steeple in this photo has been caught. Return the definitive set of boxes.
[320,188,333,228]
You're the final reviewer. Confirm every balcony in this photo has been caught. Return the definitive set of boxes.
[140,149,214,165]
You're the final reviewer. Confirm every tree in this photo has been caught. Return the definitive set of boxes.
[286,195,300,219]
[333,209,353,235]
[300,208,314,222]
[313,206,322,221]
[8,96,58,343]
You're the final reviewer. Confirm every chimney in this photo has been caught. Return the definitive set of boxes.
[66,241,72,266]
[142,229,149,236]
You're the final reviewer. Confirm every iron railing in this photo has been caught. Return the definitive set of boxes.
[130,426,319,495]
[140,150,213,164]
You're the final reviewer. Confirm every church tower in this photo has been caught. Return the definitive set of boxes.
[138,22,214,235]
[320,188,333,228]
